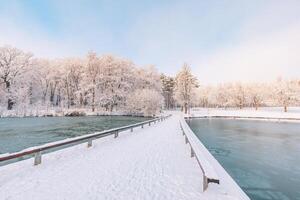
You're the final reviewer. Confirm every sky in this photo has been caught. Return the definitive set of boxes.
[0,0,300,84]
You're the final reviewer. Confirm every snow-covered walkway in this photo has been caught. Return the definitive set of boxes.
[0,115,239,200]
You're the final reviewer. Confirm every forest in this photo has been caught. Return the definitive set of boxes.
[1,45,300,116]
[0,46,162,116]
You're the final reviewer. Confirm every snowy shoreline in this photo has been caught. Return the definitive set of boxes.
[187,107,300,123]
[0,109,157,118]
[187,116,300,123]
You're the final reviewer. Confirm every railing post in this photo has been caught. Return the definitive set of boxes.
[87,139,92,148]
[202,176,208,192]
[34,151,42,166]
[191,147,195,157]
[114,130,119,138]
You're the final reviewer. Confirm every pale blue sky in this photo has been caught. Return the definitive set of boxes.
[0,0,299,84]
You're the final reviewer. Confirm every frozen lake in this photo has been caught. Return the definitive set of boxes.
[188,118,300,200]
[0,116,151,154]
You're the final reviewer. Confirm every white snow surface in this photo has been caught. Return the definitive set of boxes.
[190,107,300,121]
[0,114,244,200]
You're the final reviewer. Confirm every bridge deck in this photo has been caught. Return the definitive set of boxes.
[0,115,237,200]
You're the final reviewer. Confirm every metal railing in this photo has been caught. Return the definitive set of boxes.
[179,118,219,192]
[0,115,172,166]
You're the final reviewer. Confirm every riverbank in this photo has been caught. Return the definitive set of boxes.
[188,107,300,122]
[0,108,157,118]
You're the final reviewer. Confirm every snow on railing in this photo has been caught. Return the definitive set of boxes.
[0,115,172,166]
[180,116,250,200]
[179,116,220,192]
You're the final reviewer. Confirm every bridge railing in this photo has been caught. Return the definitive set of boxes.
[179,116,220,192]
[0,114,172,166]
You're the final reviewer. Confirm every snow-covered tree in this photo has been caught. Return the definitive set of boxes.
[127,88,163,116]
[246,83,265,110]
[160,74,175,109]
[231,83,246,109]
[0,46,33,110]
[60,58,84,108]
[135,65,162,92]
[96,55,135,111]
[273,78,298,112]
[174,63,198,114]
[84,52,100,112]
[214,84,231,108]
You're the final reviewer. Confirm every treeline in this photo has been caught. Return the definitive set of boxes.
[195,80,300,112]
[161,66,300,112]
[0,46,163,116]
[1,45,299,116]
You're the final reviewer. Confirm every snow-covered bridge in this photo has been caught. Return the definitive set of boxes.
[0,114,248,200]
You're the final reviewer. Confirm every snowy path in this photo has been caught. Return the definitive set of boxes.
[0,115,239,200]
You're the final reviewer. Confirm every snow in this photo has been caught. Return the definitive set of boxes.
[189,107,300,121]
[0,114,246,200]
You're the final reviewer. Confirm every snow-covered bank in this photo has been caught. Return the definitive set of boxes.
[0,107,158,118]
[189,107,300,121]
[0,114,247,200]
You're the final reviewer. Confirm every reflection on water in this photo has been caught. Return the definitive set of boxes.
[0,116,150,154]
[188,119,300,200]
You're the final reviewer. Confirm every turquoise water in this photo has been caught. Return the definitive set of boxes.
[0,116,150,154]
[188,119,300,200]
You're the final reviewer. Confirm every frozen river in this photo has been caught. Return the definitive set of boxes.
[188,118,300,200]
[0,116,150,154]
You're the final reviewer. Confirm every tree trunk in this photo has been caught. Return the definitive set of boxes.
[56,89,61,106]
[5,81,13,110]
[184,103,188,114]
[7,99,13,110]
[80,93,83,107]
[66,80,70,109]
[92,88,95,112]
